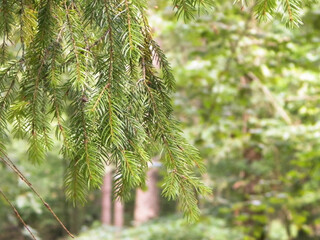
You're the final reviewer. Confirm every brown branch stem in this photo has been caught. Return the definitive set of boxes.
[0,187,37,240]
[0,150,74,238]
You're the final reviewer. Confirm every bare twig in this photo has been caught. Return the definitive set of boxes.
[285,95,320,102]
[0,150,75,238]
[0,187,37,240]
[247,72,292,125]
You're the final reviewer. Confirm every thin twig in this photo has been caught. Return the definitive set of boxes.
[247,72,292,125]
[0,150,74,238]
[0,187,37,240]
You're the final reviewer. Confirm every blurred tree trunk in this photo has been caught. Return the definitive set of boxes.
[134,165,160,226]
[101,170,112,225]
[114,199,124,227]
[70,205,79,234]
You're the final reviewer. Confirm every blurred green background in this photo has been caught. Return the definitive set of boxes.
[1,0,320,239]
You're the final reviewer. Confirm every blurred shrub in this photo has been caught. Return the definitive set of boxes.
[76,216,243,240]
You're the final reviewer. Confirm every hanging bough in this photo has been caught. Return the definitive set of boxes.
[0,0,214,224]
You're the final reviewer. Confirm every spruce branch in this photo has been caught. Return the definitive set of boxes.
[254,0,277,22]
[7,0,286,223]
[281,0,303,27]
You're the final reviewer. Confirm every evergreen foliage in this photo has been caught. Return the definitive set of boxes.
[235,0,305,27]
[0,0,309,221]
